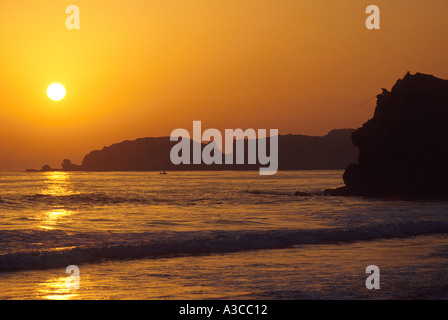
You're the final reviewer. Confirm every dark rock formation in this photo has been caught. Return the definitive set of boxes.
[327,72,448,198]
[26,164,60,172]
[41,164,52,171]
[81,137,180,171]
[79,130,357,171]
[61,159,82,171]
[278,129,357,170]
[293,191,312,196]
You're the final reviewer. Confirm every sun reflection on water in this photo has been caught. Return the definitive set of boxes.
[38,276,79,300]
[41,171,76,196]
[39,208,73,230]
[37,171,76,230]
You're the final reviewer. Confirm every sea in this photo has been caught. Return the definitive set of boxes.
[0,170,447,300]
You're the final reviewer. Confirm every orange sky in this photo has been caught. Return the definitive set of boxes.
[1,0,448,170]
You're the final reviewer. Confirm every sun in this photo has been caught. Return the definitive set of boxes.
[47,83,66,101]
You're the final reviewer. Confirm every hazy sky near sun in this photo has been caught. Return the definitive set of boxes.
[1,0,448,170]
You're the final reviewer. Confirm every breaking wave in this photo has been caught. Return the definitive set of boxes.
[1,221,447,273]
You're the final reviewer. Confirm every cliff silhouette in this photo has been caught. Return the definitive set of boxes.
[326,72,448,198]
[74,129,357,171]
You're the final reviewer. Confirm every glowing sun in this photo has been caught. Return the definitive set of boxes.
[47,83,66,101]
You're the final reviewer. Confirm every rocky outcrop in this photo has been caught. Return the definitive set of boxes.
[61,159,82,171]
[278,129,357,170]
[79,130,357,171]
[326,72,448,198]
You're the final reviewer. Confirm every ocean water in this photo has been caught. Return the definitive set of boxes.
[0,170,447,300]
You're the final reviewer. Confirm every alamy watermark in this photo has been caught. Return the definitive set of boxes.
[64,5,380,31]
[66,265,80,290]
[170,121,278,175]
[365,265,380,290]
[66,5,80,30]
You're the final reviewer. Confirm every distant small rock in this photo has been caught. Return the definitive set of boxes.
[61,159,82,171]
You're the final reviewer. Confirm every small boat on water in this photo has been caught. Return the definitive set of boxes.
[160,171,167,175]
